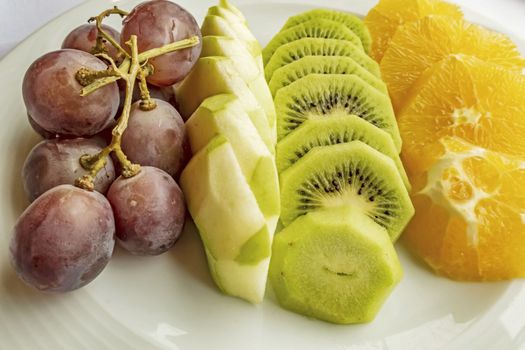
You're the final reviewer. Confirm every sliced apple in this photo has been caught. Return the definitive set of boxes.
[180,135,273,303]
[201,36,276,142]
[176,56,275,149]
[186,94,279,233]
[201,13,263,70]
[218,0,246,24]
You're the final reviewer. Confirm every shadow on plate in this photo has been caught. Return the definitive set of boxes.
[108,216,216,290]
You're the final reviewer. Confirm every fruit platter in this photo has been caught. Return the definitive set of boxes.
[1,0,525,349]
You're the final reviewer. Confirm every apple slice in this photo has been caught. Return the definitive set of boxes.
[176,56,275,150]
[218,0,246,24]
[186,94,279,234]
[201,36,276,133]
[180,135,272,303]
[205,246,270,304]
[202,10,263,70]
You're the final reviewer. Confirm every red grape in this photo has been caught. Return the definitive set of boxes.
[147,85,177,109]
[61,24,121,61]
[121,99,188,177]
[27,114,56,139]
[120,0,202,86]
[10,185,115,292]
[107,166,185,255]
[22,49,119,137]
[118,83,177,115]
[22,138,116,202]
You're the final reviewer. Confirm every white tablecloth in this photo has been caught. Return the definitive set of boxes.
[0,0,524,59]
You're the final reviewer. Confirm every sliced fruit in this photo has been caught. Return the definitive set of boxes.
[201,35,276,132]
[381,16,525,112]
[186,94,279,233]
[176,56,275,150]
[180,135,267,261]
[280,141,414,241]
[268,56,387,97]
[269,207,403,324]
[276,115,410,189]
[180,136,272,303]
[262,18,364,65]
[280,8,372,54]
[398,54,525,176]
[201,14,263,69]
[218,0,246,23]
[206,247,270,304]
[364,0,463,62]
[264,38,380,81]
[274,73,401,151]
[404,136,525,280]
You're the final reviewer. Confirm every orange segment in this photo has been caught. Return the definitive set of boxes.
[381,16,525,111]
[404,137,525,280]
[398,54,525,176]
[364,0,462,63]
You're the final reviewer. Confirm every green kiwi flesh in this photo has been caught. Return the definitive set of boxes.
[276,115,410,190]
[269,206,403,324]
[279,141,414,241]
[281,9,372,54]
[268,56,387,97]
[262,18,364,65]
[274,73,401,151]
[264,38,380,81]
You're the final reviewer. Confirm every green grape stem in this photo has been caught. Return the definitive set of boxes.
[79,36,200,96]
[75,35,142,191]
[89,6,130,59]
[137,63,156,111]
[74,6,200,191]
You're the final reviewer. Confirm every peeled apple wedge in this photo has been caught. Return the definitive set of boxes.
[269,207,402,324]
[202,8,263,69]
[201,36,276,132]
[205,247,271,304]
[186,94,280,234]
[176,56,275,150]
[180,136,272,303]
[218,0,246,23]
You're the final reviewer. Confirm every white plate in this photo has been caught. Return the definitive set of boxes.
[1,1,525,349]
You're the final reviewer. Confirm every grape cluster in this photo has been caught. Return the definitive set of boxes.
[11,0,202,293]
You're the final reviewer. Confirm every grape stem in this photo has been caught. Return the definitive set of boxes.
[78,36,200,96]
[74,6,200,190]
[137,63,156,111]
[89,6,130,59]
[75,35,141,191]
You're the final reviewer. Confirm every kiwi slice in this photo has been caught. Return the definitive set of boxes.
[269,207,403,324]
[279,141,414,241]
[274,73,401,151]
[264,38,380,81]
[262,19,364,65]
[268,56,387,97]
[276,115,410,190]
[280,9,372,54]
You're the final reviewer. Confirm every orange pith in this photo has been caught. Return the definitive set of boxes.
[380,16,525,111]
[404,137,525,280]
[364,0,463,63]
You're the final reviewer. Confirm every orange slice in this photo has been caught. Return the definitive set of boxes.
[364,0,462,63]
[381,16,525,111]
[404,137,525,280]
[398,54,525,176]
